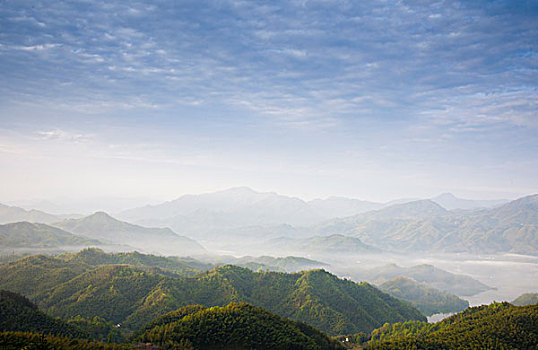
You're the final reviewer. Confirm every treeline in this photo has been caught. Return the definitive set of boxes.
[366,302,538,349]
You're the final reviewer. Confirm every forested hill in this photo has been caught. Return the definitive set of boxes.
[0,290,87,338]
[379,277,469,316]
[0,253,425,335]
[136,302,344,350]
[367,302,538,349]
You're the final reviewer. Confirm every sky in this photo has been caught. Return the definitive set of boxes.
[1,0,537,205]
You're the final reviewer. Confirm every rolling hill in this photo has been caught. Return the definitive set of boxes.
[135,302,344,350]
[0,252,426,335]
[0,290,87,338]
[379,277,469,316]
[367,302,538,349]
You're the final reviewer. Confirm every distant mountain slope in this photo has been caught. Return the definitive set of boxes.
[54,212,206,256]
[367,302,538,349]
[316,199,450,237]
[308,196,383,218]
[119,187,325,230]
[431,193,509,210]
[0,203,60,224]
[512,292,538,306]
[379,277,469,316]
[0,290,87,338]
[0,222,101,248]
[136,302,344,350]
[316,194,538,255]
[0,253,426,335]
[357,263,491,296]
[266,234,378,256]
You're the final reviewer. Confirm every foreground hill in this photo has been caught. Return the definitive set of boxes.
[136,302,344,350]
[54,212,206,256]
[379,277,469,316]
[367,302,538,349]
[0,332,134,350]
[0,290,86,338]
[0,253,425,335]
[0,222,101,248]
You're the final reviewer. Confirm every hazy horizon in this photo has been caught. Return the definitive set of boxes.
[2,1,537,203]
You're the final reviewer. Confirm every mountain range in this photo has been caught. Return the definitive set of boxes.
[314,194,538,255]
[0,189,535,256]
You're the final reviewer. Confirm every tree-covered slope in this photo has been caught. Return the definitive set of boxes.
[58,247,212,276]
[367,302,538,349]
[0,290,87,338]
[136,302,344,350]
[0,332,134,350]
[0,253,426,335]
[0,222,101,248]
[379,277,469,316]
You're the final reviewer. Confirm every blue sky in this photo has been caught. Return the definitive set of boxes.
[1,0,537,203]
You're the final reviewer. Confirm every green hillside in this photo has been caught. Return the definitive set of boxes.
[0,222,101,248]
[136,302,344,350]
[0,252,426,335]
[0,332,134,350]
[379,277,469,316]
[367,302,538,349]
[59,247,212,276]
[0,290,87,338]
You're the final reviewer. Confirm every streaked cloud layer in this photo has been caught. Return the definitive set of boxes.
[1,0,537,201]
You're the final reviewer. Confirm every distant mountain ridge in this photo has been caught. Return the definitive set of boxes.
[0,222,101,248]
[431,193,509,210]
[0,203,60,224]
[315,194,538,255]
[119,187,326,230]
[53,212,206,256]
